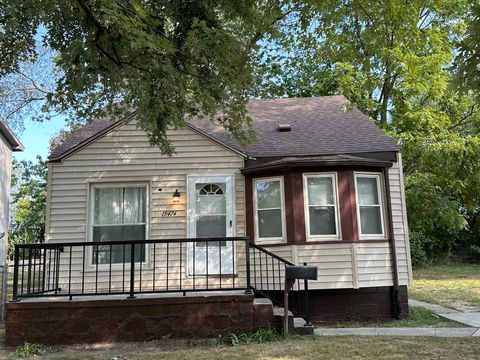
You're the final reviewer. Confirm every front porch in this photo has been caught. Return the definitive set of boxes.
[6,290,274,345]
[6,237,314,345]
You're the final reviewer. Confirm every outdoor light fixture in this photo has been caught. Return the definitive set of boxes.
[172,189,180,203]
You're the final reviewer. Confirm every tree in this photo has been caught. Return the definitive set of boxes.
[257,0,480,264]
[258,0,468,123]
[0,43,58,133]
[9,157,47,255]
[0,0,289,154]
[455,3,480,95]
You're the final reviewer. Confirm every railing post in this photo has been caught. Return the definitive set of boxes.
[245,238,252,294]
[128,242,136,299]
[55,247,63,294]
[12,245,20,301]
[303,262,311,326]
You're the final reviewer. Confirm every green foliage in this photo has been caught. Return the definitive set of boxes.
[0,0,290,154]
[257,0,480,263]
[9,156,47,255]
[455,3,480,95]
[207,327,279,347]
[14,342,46,357]
[409,231,429,267]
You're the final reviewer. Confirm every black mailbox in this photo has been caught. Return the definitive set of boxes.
[285,265,318,281]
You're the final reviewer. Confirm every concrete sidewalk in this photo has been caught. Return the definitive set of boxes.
[314,327,479,337]
[314,299,480,337]
[411,299,480,330]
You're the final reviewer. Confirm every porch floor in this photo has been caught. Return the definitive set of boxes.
[14,289,249,303]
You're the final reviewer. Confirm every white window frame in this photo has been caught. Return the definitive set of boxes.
[354,172,386,240]
[303,173,341,241]
[88,182,149,268]
[253,176,286,244]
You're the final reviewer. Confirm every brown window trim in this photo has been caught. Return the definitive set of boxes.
[261,239,392,247]
[245,166,392,246]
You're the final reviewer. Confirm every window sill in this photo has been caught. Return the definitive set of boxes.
[254,239,287,246]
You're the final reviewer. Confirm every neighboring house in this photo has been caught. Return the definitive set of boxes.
[6,96,413,345]
[0,120,23,267]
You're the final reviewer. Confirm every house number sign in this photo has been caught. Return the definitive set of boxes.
[161,210,177,217]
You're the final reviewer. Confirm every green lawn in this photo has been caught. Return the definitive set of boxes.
[329,306,468,328]
[410,263,480,312]
[1,336,480,360]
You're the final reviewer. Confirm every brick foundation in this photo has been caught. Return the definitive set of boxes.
[267,286,409,322]
[5,293,274,346]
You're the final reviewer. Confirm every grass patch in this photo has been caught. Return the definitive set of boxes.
[323,306,468,328]
[1,337,480,360]
[413,263,480,279]
[207,327,279,347]
[411,263,480,311]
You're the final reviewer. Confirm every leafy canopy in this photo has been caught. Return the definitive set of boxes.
[455,3,480,95]
[0,0,287,154]
[257,0,480,263]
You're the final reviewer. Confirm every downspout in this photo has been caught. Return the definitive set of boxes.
[383,166,403,319]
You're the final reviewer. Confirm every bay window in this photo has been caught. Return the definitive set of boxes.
[354,174,385,238]
[304,173,340,239]
[253,177,286,243]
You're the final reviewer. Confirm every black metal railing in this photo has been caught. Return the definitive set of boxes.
[11,237,311,321]
[248,243,304,316]
[12,237,250,300]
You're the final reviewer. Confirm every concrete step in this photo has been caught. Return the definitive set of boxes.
[273,306,314,335]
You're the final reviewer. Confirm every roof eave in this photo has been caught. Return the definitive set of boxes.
[0,120,24,152]
[48,120,125,163]
[241,157,394,174]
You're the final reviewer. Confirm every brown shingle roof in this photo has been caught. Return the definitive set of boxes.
[49,96,399,161]
[188,95,399,158]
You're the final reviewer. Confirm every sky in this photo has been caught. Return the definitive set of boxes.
[13,116,67,162]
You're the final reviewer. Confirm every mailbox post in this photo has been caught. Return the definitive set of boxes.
[284,264,318,334]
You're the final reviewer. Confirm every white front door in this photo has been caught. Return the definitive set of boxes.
[187,175,235,275]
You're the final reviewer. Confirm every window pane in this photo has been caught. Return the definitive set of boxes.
[359,206,382,235]
[309,206,336,235]
[123,187,146,223]
[357,177,379,205]
[94,187,146,224]
[93,224,146,264]
[258,209,282,238]
[256,180,281,209]
[307,177,334,205]
[196,195,226,215]
[94,188,123,224]
[196,215,226,238]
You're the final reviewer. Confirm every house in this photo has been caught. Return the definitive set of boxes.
[6,96,412,345]
[0,119,23,322]
[0,119,23,267]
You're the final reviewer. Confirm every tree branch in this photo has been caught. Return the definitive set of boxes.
[448,104,478,131]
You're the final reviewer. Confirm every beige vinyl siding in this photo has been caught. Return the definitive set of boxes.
[46,122,247,292]
[0,133,13,265]
[389,154,413,285]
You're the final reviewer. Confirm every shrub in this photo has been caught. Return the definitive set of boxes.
[15,342,46,358]
[409,231,432,267]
